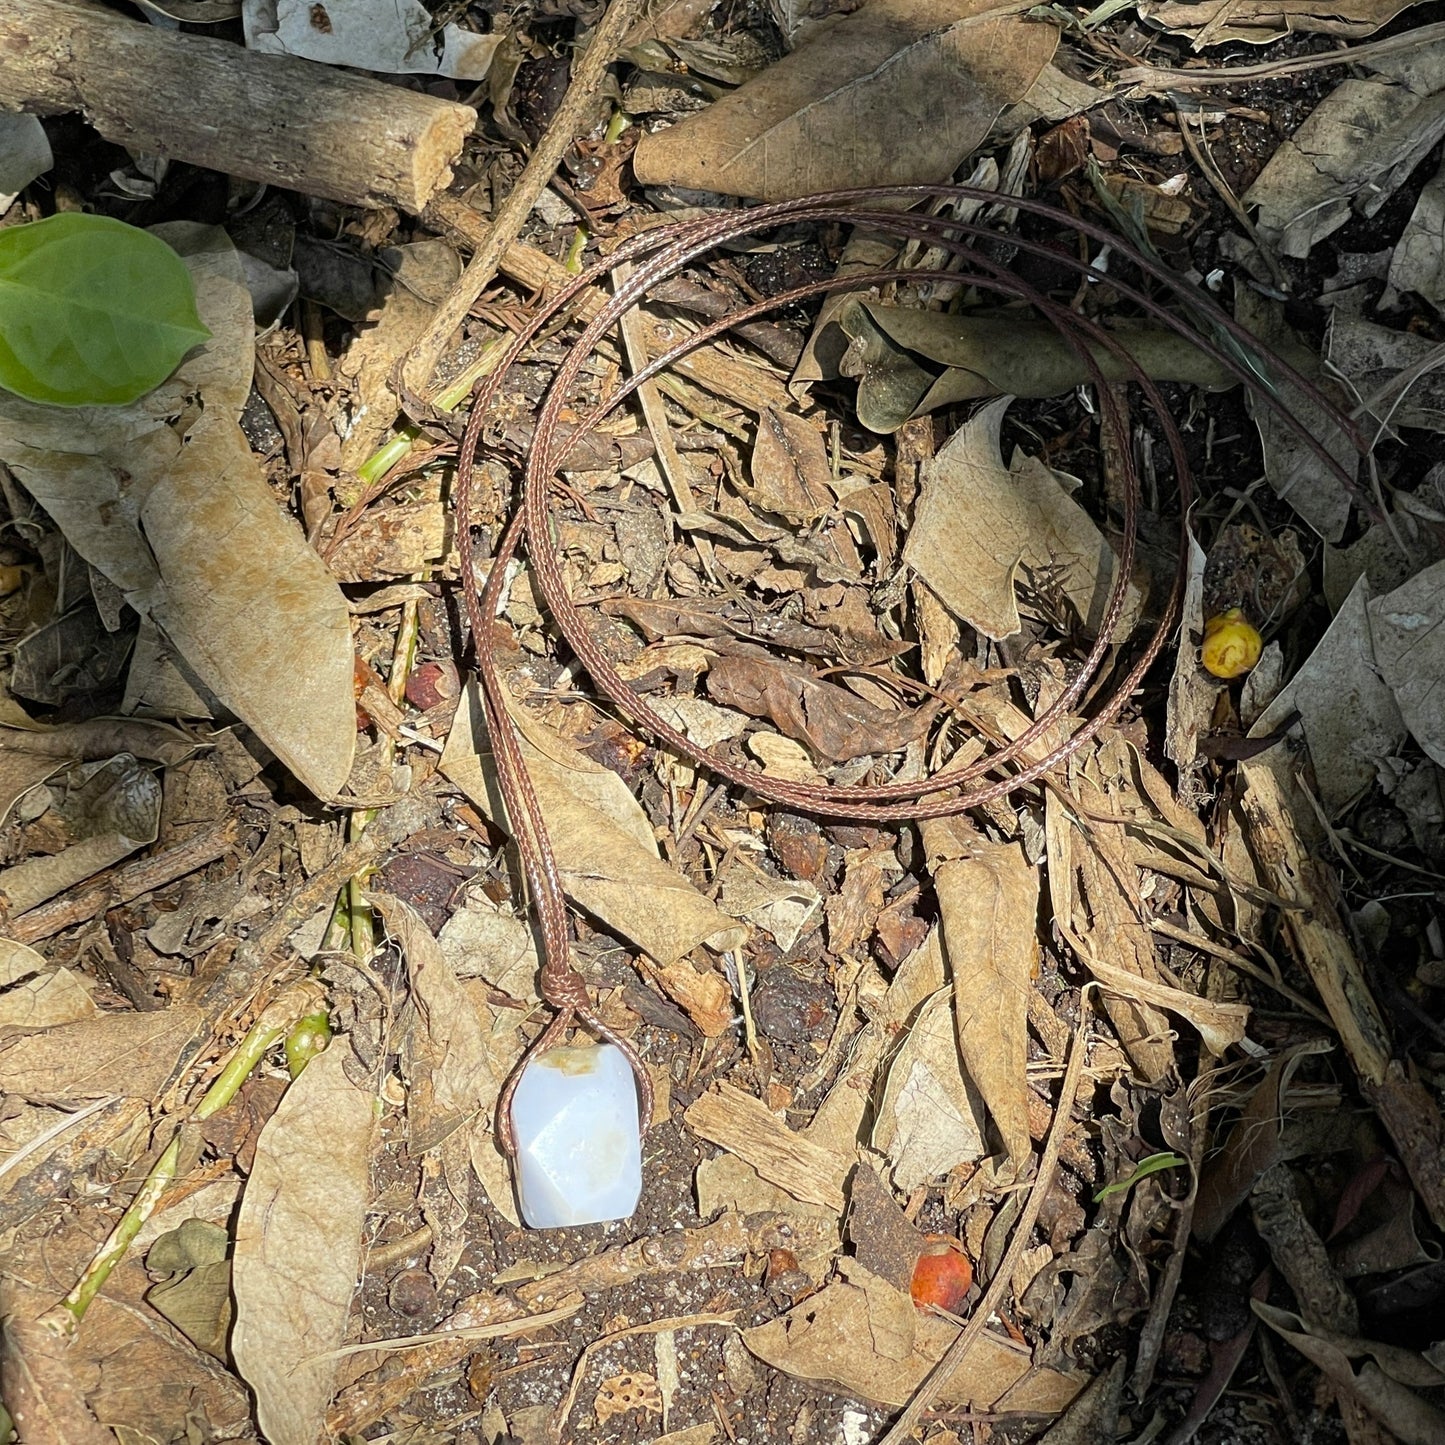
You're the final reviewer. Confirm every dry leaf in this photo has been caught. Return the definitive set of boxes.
[846,303,1231,432]
[904,398,1143,641]
[872,974,987,1191]
[1388,155,1445,305]
[0,939,96,1031]
[632,0,1056,201]
[0,754,161,917]
[441,682,746,964]
[1252,1302,1445,1444]
[744,1259,1085,1410]
[232,1039,378,1445]
[243,0,501,78]
[1,1310,121,1445]
[373,890,524,1226]
[0,224,355,798]
[1251,576,1406,813]
[1244,45,1445,259]
[638,954,735,1036]
[0,1005,203,1101]
[1368,559,1445,769]
[747,409,837,524]
[715,856,822,954]
[924,821,1036,1172]
[1235,289,1359,544]
[707,653,936,762]
[1140,0,1425,43]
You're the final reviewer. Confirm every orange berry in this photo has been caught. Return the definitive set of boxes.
[910,1244,973,1314]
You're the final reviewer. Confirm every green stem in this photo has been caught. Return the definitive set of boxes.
[351,334,509,491]
[45,986,322,1335]
[564,226,590,274]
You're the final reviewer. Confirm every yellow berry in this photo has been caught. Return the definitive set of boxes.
[1201,609,1262,679]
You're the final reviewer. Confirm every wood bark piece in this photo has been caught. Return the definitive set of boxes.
[1240,756,1445,1233]
[0,0,476,212]
[5,817,238,945]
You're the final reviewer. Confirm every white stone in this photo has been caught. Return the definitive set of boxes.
[511,1043,642,1229]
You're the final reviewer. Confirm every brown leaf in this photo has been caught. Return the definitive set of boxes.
[748,410,837,524]
[903,398,1144,642]
[0,228,356,797]
[923,820,1036,1174]
[0,1309,114,1445]
[632,0,1057,201]
[846,1162,931,1293]
[0,1005,203,1102]
[872,933,987,1189]
[707,653,937,763]
[232,1039,378,1445]
[441,682,747,964]
[1146,0,1425,46]
[743,1259,1085,1410]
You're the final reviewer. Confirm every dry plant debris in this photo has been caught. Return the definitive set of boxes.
[3,0,1445,1442]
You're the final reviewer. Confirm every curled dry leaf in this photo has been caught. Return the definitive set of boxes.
[0,224,355,798]
[231,1039,378,1445]
[441,681,746,964]
[1140,0,1425,43]
[872,976,987,1192]
[632,0,1057,201]
[373,889,526,1226]
[1251,1302,1445,1445]
[707,652,938,763]
[903,398,1143,643]
[844,303,1231,433]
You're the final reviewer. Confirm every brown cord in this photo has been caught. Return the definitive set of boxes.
[452,185,1364,1154]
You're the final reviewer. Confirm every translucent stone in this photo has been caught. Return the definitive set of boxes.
[510,1042,642,1229]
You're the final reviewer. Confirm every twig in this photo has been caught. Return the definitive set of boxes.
[1115,21,1445,94]
[6,818,239,945]
[398,0,650,400]
[879,998,1090,1443]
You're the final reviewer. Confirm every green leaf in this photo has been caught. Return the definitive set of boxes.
[0,212,210,407]
[1094,1151,1188,1203]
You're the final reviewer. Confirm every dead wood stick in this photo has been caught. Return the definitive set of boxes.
[1115,20,1445,94]
[5,818,239,946]
[0,0,476,212]
[1240,758,1445,1234]
[880,1005,1088,1443]
[399,0,650,397]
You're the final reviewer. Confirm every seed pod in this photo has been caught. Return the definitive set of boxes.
[1202,608,1262,679]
